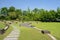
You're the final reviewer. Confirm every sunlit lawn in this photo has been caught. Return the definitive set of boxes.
[0,21,59,40]
[31,21,60,40]
[0,22,13,40]
[16,21,52,40]
[0,22,5,29]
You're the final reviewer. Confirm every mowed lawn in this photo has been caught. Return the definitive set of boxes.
[18,27,52,40]
[0,22,13,40]
[0,22,5,29]
[31,21,60,40]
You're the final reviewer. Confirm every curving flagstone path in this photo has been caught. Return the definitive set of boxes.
[4,26,20,40]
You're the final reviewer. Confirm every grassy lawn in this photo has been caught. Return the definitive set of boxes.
[0,22,5,29]
[12,21,51,40]
[18,26,52,40]
[31,21,60,40]
[1,21,59,40]
[0,22,13,40]
[6,21,60,40]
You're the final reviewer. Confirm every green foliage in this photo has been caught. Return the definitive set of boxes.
[0,6,60,22]
[1,7,8,17]
[19,27,51,40]
[57,7,60,19]
[31,22,60,40]
[8,12,17,20]
[0,23,13,40]
[8,6,15,12]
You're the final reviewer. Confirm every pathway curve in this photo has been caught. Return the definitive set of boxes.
[4,26,20,40]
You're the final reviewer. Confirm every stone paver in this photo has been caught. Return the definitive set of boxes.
[4,26,20,40]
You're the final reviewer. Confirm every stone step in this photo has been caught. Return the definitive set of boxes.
[4,38,18,40]
[4,26,20,40]
[7,34,19,38]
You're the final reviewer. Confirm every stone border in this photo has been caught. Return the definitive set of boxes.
[33,27,56,40]
[21,22,57,40]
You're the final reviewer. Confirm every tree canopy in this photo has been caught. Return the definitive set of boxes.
[0,6,60,22]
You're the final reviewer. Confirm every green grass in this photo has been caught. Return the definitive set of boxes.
[13,21,52,40]
[2,21,59,40]
[31,21,60,40]
[18,27,52,40]
[0,22,13,40]
[0,22,5,29]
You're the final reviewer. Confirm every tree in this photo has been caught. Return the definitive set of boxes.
[0,6,60,22]
[1,7,8,16]
[57,7,60,19]
[32,8,40,21]
[8,6,15,12]
[8,6,16,20]
[0,9,1,14]
[0,7,8,20]
[8,12,17,20]
[39,9,46,21]
[33,8,39,13]
[48,10,56,21]
[15,9,22,20]
[15,9,22,16]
